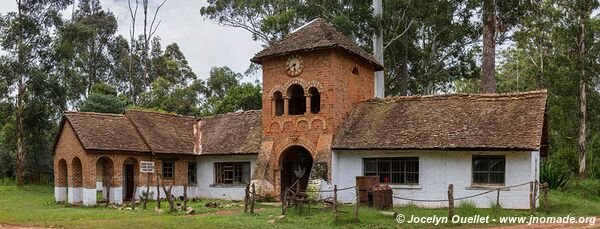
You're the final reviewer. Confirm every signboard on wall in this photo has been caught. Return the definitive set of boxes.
[140,161,155,173]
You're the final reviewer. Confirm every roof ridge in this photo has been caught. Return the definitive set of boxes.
[198,110,262,120]
[125,109,197,119]
[65,111,125,117]
[366,90,548,103]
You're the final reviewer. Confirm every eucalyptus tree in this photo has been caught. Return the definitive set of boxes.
[0,0,72,185]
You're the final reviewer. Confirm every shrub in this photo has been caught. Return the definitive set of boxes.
[588,167,600,180]
[540,161,570,189]
[564,179,600,197]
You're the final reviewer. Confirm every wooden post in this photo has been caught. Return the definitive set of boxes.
[495,188,500,217]
[250,182,256,214]
[131,186,137,210]
[333,185,338,223]
[542,182,549,213]
[354,186,360,223]
[156,175,161,209]
[244,183,249,213]
[183,185,188,210]
[143,173,150,209]
[533,181,538,214]
[529,181,534,214]
[447,184,454,218]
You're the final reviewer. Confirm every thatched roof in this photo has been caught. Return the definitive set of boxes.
[125,110,197,155]
[194,110,262,156]
[332,90,548,153]
[61,112,150,152]
[251,18,383,70]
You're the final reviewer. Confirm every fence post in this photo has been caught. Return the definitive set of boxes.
[251,182,256,214]
[542,182,549,213]
[354,186,359,223]
[529,182,534,214]
[333,185,338,223]
[447,184,454,218]
[131,186,137,210]
[183,185,188,210]
[244,183,249,213]
[533,181,538,214]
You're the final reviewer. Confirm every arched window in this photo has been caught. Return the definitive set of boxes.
[273,91,284,116]
[287,84,306,115]
[352,66,360,75]
[309,87,320,114]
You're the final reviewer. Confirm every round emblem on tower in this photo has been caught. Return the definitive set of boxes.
[286,55,303,77]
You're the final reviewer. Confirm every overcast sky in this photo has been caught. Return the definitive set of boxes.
[0,0,264,82]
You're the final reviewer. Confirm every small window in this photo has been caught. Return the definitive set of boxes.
[287,84,306,115]
[472,155,505,185]
[363,157,419,184]
[214,162,251,184]
[309,87,320,114]
[352,66,359,75]
[188,162,197,184]
[274,91,284,116]
[162,160,174,179]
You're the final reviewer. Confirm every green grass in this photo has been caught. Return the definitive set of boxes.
[0,185,598,228]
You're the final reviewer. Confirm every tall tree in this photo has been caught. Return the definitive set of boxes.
[480,0,533,93]
[54,0,118,103]
[0,0,71,185]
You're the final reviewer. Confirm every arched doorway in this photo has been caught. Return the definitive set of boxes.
[123,157,138,201]
[71,157,83,204]
[96,157,114,204]
[280,146,313,194]
[56,159,68,202]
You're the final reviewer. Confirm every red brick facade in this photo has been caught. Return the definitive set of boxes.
[260,49,376,193]
[53,121,194,204]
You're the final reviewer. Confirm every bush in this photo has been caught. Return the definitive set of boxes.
[564,179,600,197]
[588,167,600,180]
[540,161,570,189]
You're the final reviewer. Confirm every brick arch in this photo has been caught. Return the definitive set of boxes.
[71,157,83,188]
[309,117,327,130]
[305,80,324,93]
[269,121,282,133]
[282,78,309,93]
[56,158,68,187]
[273,137,318,170]
[268,85,285,99]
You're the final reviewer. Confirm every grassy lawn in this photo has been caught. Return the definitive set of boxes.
[0,185,598,228]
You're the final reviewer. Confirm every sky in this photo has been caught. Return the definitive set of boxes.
[0,0,264,82]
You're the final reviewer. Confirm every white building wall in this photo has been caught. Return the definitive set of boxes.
[332,150,539,209]
[193,155,257,200]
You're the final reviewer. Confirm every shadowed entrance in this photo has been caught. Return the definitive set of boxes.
[280,146,313,194]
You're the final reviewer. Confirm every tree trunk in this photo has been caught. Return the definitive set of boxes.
[400,20,409,96]
[577,7,587,179]
[482,0,496,93]
[15,0,27,186]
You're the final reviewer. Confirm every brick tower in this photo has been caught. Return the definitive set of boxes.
[250,18,383,195]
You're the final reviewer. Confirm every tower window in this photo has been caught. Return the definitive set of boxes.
[273,91,284,116]
[287,84,306,115]
[352,67,360,75]
[309,87,320,114]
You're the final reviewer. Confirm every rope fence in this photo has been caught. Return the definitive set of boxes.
[244,180,549,224]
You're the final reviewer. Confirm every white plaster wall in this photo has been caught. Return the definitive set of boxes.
[54,187,67,202]
[68,187,82,204]
[332,150,539,209]
[110,187,123,204]
[194,155,257,200]
[82,188,96,206]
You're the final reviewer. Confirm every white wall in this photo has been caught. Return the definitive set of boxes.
[332,150,540,209]
[191,155,257,200]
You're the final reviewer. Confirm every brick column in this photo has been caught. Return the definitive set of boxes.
[305,94,312,114]
[271,99,276,116]
[284,97,289,115]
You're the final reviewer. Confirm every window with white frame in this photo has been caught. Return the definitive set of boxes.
[214,162,250,184]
